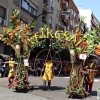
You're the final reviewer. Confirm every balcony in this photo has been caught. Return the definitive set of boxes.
[91,20,99,27]
[13,0,20,7]
[61,14,69,23]
[59,24,66,31]
[62,0,68,10]
[43,0,48,11]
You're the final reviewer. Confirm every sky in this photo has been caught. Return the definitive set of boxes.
[74,0,100,21]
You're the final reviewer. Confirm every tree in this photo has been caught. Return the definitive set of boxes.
[0,10,36,90]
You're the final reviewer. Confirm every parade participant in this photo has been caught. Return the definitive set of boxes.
[7,56,18,86]
[42,60,53,90]
[84,56,97,95]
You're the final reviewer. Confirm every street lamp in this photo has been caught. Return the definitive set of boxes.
[31,12,53,23]
[31,9,72,23]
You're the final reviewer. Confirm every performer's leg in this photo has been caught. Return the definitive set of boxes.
[48,80,51,90]
[85,79,89,92]
[43,80,47,90]
[8,77,12,85]
[88,82,93,94]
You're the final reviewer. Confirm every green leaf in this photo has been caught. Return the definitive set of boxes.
[76,47,81,51]
[80,16,86,22]
[30,22,36,28]
[91,30,96,35]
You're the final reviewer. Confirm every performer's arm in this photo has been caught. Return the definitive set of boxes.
[84,66,88,69]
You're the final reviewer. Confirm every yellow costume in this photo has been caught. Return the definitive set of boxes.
[8,60,15,77]
[87,62,94,69]
[43,62,53,81]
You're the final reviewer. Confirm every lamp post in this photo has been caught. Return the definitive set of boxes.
[31,12,53,23]
[31,10,72,23]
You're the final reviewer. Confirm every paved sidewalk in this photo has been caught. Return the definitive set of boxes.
[0,86,50,100]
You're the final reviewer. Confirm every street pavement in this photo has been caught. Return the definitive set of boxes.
[0,86,50,100]
[0,76,99,100]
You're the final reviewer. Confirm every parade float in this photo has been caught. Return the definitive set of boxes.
[0,10,36,91]
[0,9,100,98]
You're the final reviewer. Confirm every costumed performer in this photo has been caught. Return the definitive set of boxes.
[43,60,53,90]
[84,56,97,96]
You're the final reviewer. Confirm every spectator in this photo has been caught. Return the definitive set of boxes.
[0,62,4,78]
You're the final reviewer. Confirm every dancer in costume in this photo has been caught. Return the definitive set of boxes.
[43,60,53,90]
[84,56,97,96]
[7,57,18,86]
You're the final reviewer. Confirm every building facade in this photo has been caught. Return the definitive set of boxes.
[78,7,100,31]
[0,0,38,55]
[36,0,60,33]
[59,0,79,34]
[0,0,61,55]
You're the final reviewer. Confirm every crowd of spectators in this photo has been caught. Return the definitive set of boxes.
[0,56,10,78]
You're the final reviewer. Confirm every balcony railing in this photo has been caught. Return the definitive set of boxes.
[13,0,20,7]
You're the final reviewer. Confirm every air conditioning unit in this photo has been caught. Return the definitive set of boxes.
[0,17,2,24]
[2,19,7,26]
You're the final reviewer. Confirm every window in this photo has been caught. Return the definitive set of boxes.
[71,9,73,15]
[64,26,66,31]
[50,0,54,10]
[42,14,47,23]
[72,30,73,34]
[22,0,29,10]
[93,18,99,26]
[67,26,69,30]
[58,21,61,25]
[0,6,6,19]
[74,11,76,17]
[57,10,59,16]
[31,7,37,15]
[20,17,28,29]
[21,0,37,16]
[72,20,75,27]
[66,1,68,7]
[49,16,52,24]
[70,20,72,25]
[55,24,57,30]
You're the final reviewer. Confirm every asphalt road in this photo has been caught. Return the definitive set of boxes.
[0,76,99,100]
